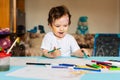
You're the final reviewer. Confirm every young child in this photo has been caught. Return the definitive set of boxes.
[41,5,90,58]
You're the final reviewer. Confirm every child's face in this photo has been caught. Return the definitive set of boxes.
[50,15,69,39]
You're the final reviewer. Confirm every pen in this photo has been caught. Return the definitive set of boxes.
[26,62,51,65]
[73,67,101,72]
[48,48,61,53]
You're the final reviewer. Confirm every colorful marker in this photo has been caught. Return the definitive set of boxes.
[51,66,68,69]
[59,63,75,67]
[26,62,51,65]
[73,67,101,72]
[110,67,120,70]
[81,50,88,58]
[108,60,120,62]
[92,64,101,69]
[101,64,118,68]
[48,48,61,53]
[86,64,100,69]
[91,60,112,65]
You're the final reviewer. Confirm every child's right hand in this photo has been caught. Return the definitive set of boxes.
[42,47,61,58]
[51,47,61,57]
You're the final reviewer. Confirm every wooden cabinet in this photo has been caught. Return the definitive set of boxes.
[0,0,25,33]
[0,0,10,29]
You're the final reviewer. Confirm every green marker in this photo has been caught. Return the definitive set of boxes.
[48,48,61,53]
[92,64,101,69]
[82,50,88,58]
[110,67,120,70]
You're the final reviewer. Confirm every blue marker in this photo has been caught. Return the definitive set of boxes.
[59,63,76,67]
[73,67,101,72]
[51,66,68,69]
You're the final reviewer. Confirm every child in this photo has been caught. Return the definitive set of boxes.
[41,5,90,58]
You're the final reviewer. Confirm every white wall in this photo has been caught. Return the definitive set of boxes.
[25,0,120,33]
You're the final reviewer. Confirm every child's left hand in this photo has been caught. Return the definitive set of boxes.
[81,48,91,56]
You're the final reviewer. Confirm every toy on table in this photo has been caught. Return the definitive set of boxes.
[76,16,89,35]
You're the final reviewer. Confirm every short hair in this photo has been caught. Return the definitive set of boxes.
[48,5,71,26]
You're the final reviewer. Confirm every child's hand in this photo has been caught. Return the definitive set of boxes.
[51,47,61,58]
[81,48,91,57]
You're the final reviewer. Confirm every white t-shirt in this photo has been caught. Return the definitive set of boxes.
[41,32,80,56]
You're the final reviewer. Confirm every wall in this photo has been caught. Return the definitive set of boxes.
[25,0,120,33]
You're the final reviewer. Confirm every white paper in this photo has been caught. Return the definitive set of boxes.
[10,57,38,66]
[7,65,84,80]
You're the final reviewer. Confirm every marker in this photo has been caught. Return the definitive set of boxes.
[108,60,120,62]
[48,48,61,53]
[59,63,75,67]
[86,64,100,69]
[98,64,108,69]
[73,67,101,72]
[91,60,112,65]
[81,50,88,58]
[51,66,68,69]
[110,67,120,70]
[26,62,51,65]
[101,64,118,68]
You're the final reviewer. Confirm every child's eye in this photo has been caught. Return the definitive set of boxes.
[55,25,60,27]
[64,25,68,27]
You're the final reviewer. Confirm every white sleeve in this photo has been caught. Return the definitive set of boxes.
[70,36,80,53]
[40,34,51,50]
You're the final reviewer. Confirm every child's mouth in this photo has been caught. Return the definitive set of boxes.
[58,32,64,34]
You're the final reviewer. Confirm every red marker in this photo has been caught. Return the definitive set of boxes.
[91,60,112,65]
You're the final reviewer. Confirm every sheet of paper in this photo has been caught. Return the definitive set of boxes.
[7,66,84,80]
[37,58,93,65]
[10,57,38,66]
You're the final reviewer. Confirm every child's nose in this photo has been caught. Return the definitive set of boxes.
[60,27,64,31]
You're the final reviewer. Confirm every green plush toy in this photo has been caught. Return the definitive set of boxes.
[76,16,89,35]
